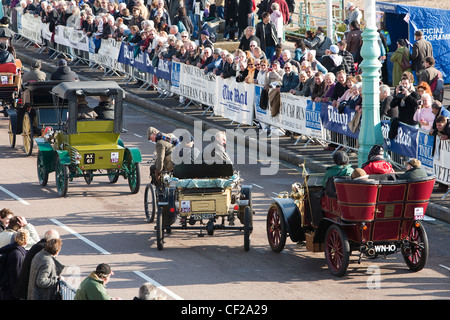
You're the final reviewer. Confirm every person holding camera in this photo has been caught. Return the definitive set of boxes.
[390,75,420,126]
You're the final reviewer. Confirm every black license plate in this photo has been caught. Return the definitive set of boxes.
[84,153,95,164]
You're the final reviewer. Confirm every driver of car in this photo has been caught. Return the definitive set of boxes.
[94,96,114,120]
[77,96,97,120]
[147,126,179,185]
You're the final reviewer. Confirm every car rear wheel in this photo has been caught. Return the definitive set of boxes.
[22,112,34,157]
[325,224,350,277]
[244,206,252,251]
[156,206,164,250]
[8,119,16,148]
[403,222,428,272]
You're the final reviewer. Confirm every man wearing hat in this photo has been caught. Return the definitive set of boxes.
[345,2,362,31]
[23,59,47,82]
[74,263,115,300]
[50,59,79,81]
[147,127,179,185]
[398,159,428,180]
[361,145,395,175]
[200,29,214,49]
[322,150,354,188]
[321,44,345,74]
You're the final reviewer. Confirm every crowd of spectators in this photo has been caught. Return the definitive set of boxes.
[5,0,447,140]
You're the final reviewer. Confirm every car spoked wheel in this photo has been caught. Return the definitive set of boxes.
[403,222,429,272]
[325,224,350,277]
[144,183,157,223]
[37,150,48,186]
[22,112,34,156]
[266,204,286,253]
[125,153,140,194]
[156,206,164,250]
[55,155,69,197]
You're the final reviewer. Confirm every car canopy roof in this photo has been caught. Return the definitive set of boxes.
[51,81,125,99]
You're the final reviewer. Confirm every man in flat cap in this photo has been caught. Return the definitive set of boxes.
[50,58,79,81]
[398,159,428,180]
[23,59,47,82]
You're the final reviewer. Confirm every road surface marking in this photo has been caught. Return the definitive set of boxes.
[252,183,264,189]
[133,270,184,300]
[0,186,30,205]
[133,133,143,138]
[439,264,450,272]
[49,218,111,255]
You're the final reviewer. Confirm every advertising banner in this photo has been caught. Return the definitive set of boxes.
[216,77,254,125]
[381,120,418,158]
[433,139,450,184]
[320,103,359,139]
[254,86,323,138]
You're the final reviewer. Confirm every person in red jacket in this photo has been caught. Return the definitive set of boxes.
[361,145,395,175]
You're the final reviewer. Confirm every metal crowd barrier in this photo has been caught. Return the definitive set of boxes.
[60,279,77,300]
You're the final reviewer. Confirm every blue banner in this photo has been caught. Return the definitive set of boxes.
[417,131,434,170]
[320,102,359,139]
[305,100,322,131]
[117,42,171,80]
[381,120,419,158]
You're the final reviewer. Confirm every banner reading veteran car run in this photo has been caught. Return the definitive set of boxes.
[254,86,323,139]
[171,61,217,107]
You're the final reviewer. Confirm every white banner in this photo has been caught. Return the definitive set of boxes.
[89,37,124,71]
[216,77,254,125]
[254,86,323,139]
[18,13,43,44]
[171,62,217,106]
[54,26,89,52]
[433,139,450,184]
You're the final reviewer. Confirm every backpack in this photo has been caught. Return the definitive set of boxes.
[430,73,444,102]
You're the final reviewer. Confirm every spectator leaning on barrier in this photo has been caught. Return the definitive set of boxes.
[75,263,116,300]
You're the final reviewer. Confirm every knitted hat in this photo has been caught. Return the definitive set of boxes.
[333,151,349,165]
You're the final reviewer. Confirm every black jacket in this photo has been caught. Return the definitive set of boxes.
[50,66,79,81]
[0,50,14,64]
[255,21,278,51]
[390,89,420,126]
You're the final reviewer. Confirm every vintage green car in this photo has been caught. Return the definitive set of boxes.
[36,81,142,197]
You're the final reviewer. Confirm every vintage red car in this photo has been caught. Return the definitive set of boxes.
[266,172,435,276]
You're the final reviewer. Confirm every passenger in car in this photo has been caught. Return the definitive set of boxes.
[397,158,428,180]
[361,145,395,175]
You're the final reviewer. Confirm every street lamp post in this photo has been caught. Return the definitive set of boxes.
[357,0,384,166]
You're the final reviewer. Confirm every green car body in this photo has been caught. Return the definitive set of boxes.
[36,81,142,197]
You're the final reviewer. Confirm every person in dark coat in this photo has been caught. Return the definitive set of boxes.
[398,159,428,180]
[0,43,15,64]
[390,76,420,126]
[0,230,28,300]
[50,59,79,81]
[237,0,253,39]
[238,26,260,52]
[13,229,60,300]
[255,12,278,59]
[224,0,238,40]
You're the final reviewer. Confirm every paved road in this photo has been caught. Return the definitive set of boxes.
[2,96,450,301]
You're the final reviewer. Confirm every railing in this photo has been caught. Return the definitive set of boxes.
[60,279,77,300]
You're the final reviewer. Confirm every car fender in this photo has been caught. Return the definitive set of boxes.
[35,138,56,173]
[55,149,71,165]
[125,147,142,163]
[272,197,305,242]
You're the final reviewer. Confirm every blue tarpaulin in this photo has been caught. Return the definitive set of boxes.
[376,2,450,84]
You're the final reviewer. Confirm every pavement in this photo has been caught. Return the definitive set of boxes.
[13,40,450,224]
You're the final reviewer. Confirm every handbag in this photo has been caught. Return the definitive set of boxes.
[52,280,63,300]
[400,51,412,71]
